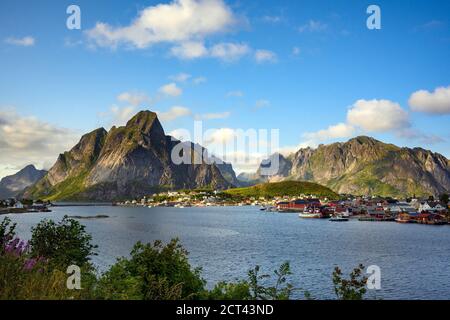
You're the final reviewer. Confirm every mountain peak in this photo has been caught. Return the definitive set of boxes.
[348,136,380,145]
[15,164,47,177]
[123,110,167,141]
[126,110,157,129]
[0,164,47,199]
[71,127,108,157]
[22,164,37,171]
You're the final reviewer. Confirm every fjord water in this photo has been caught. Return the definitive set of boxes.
[8,206,450,300]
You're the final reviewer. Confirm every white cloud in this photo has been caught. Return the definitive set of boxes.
[275,141,319,157]
[170,41,209,59]
[201,128,284,173]
[170,41,252,62]
[109,105,137,126]
[217,150,269,174]
[409,86,450,114]
[195,112,230,120]
[168,128,192,141]
[64,37,83,48]
[347,99,410,132]
[169,73,191,82]
[417,20,445,31]
[117,91,152,106]
[227,90,244,97]
[157,106,192,121]
[0,108,79,178]
[303,123,355,141]
[254,99,270,109]
[396,128,445,144]
[254,49,277,63]
[193,76,207,84]
[204,128,236,145]
[298,20,327,33]
[5,36,35,47]
[86,0,236,49]
[292,47,301,56]
[210,42,251,62]
[262,16,282,23]
[297,97,444,153]
[159,82,183,97]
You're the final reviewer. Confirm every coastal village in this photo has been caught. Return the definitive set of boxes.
[115,189,450,225]
[0,198,52,215]
[2,188,450,226]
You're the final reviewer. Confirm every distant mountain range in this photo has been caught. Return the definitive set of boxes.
[0,165,47,199]
[24,111,235,201]
[246,136,450,198]
[3,111,447,201]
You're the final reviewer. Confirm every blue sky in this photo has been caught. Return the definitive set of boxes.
[0,0,449,177]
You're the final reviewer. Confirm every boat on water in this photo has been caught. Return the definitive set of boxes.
[261,206,277,212]
[329,216,349,222]
[395,212,413,223]
[341,208,352,217]
[299,212,321,218]
[299,207,322,218]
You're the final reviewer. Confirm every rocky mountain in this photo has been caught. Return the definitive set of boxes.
[208,154,240,187]
[245,136,450,197]
[25,111,234,201]
[236,153,293,186]
[0,165,47,199]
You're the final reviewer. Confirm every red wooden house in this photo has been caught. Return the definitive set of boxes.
[277,199,321,211]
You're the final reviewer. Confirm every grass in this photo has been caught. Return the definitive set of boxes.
[43,171,89,201]
[225,180,339,199]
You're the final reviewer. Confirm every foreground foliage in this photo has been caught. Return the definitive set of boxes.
[0,217,96,299]
[96,239,204,300]
[1,216,367,300]
[332,264,368,300]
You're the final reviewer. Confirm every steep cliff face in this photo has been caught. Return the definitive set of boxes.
[237,153,292,185]
[46,128,107,186]
[26,111,232,201]
[208,155,240,186]
[0,165,47,199]
[249,136,450,197]
[258,153,293,182]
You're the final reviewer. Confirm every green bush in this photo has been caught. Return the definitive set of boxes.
[0,216,96,300]
[207,262,298,300]
[96,239,205,300]
[0,217,16,250]
[332,264,368,300]
[29,215,97,268]
[207,281,251,300]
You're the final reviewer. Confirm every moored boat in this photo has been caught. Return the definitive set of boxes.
[395,212,413,223]
[395,218,411,223]
[299,212,321,218]
[329,216,349,222]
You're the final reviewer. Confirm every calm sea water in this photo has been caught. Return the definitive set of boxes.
[6,205,450,300]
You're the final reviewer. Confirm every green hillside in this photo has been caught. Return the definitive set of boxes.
[225,181,338,199]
